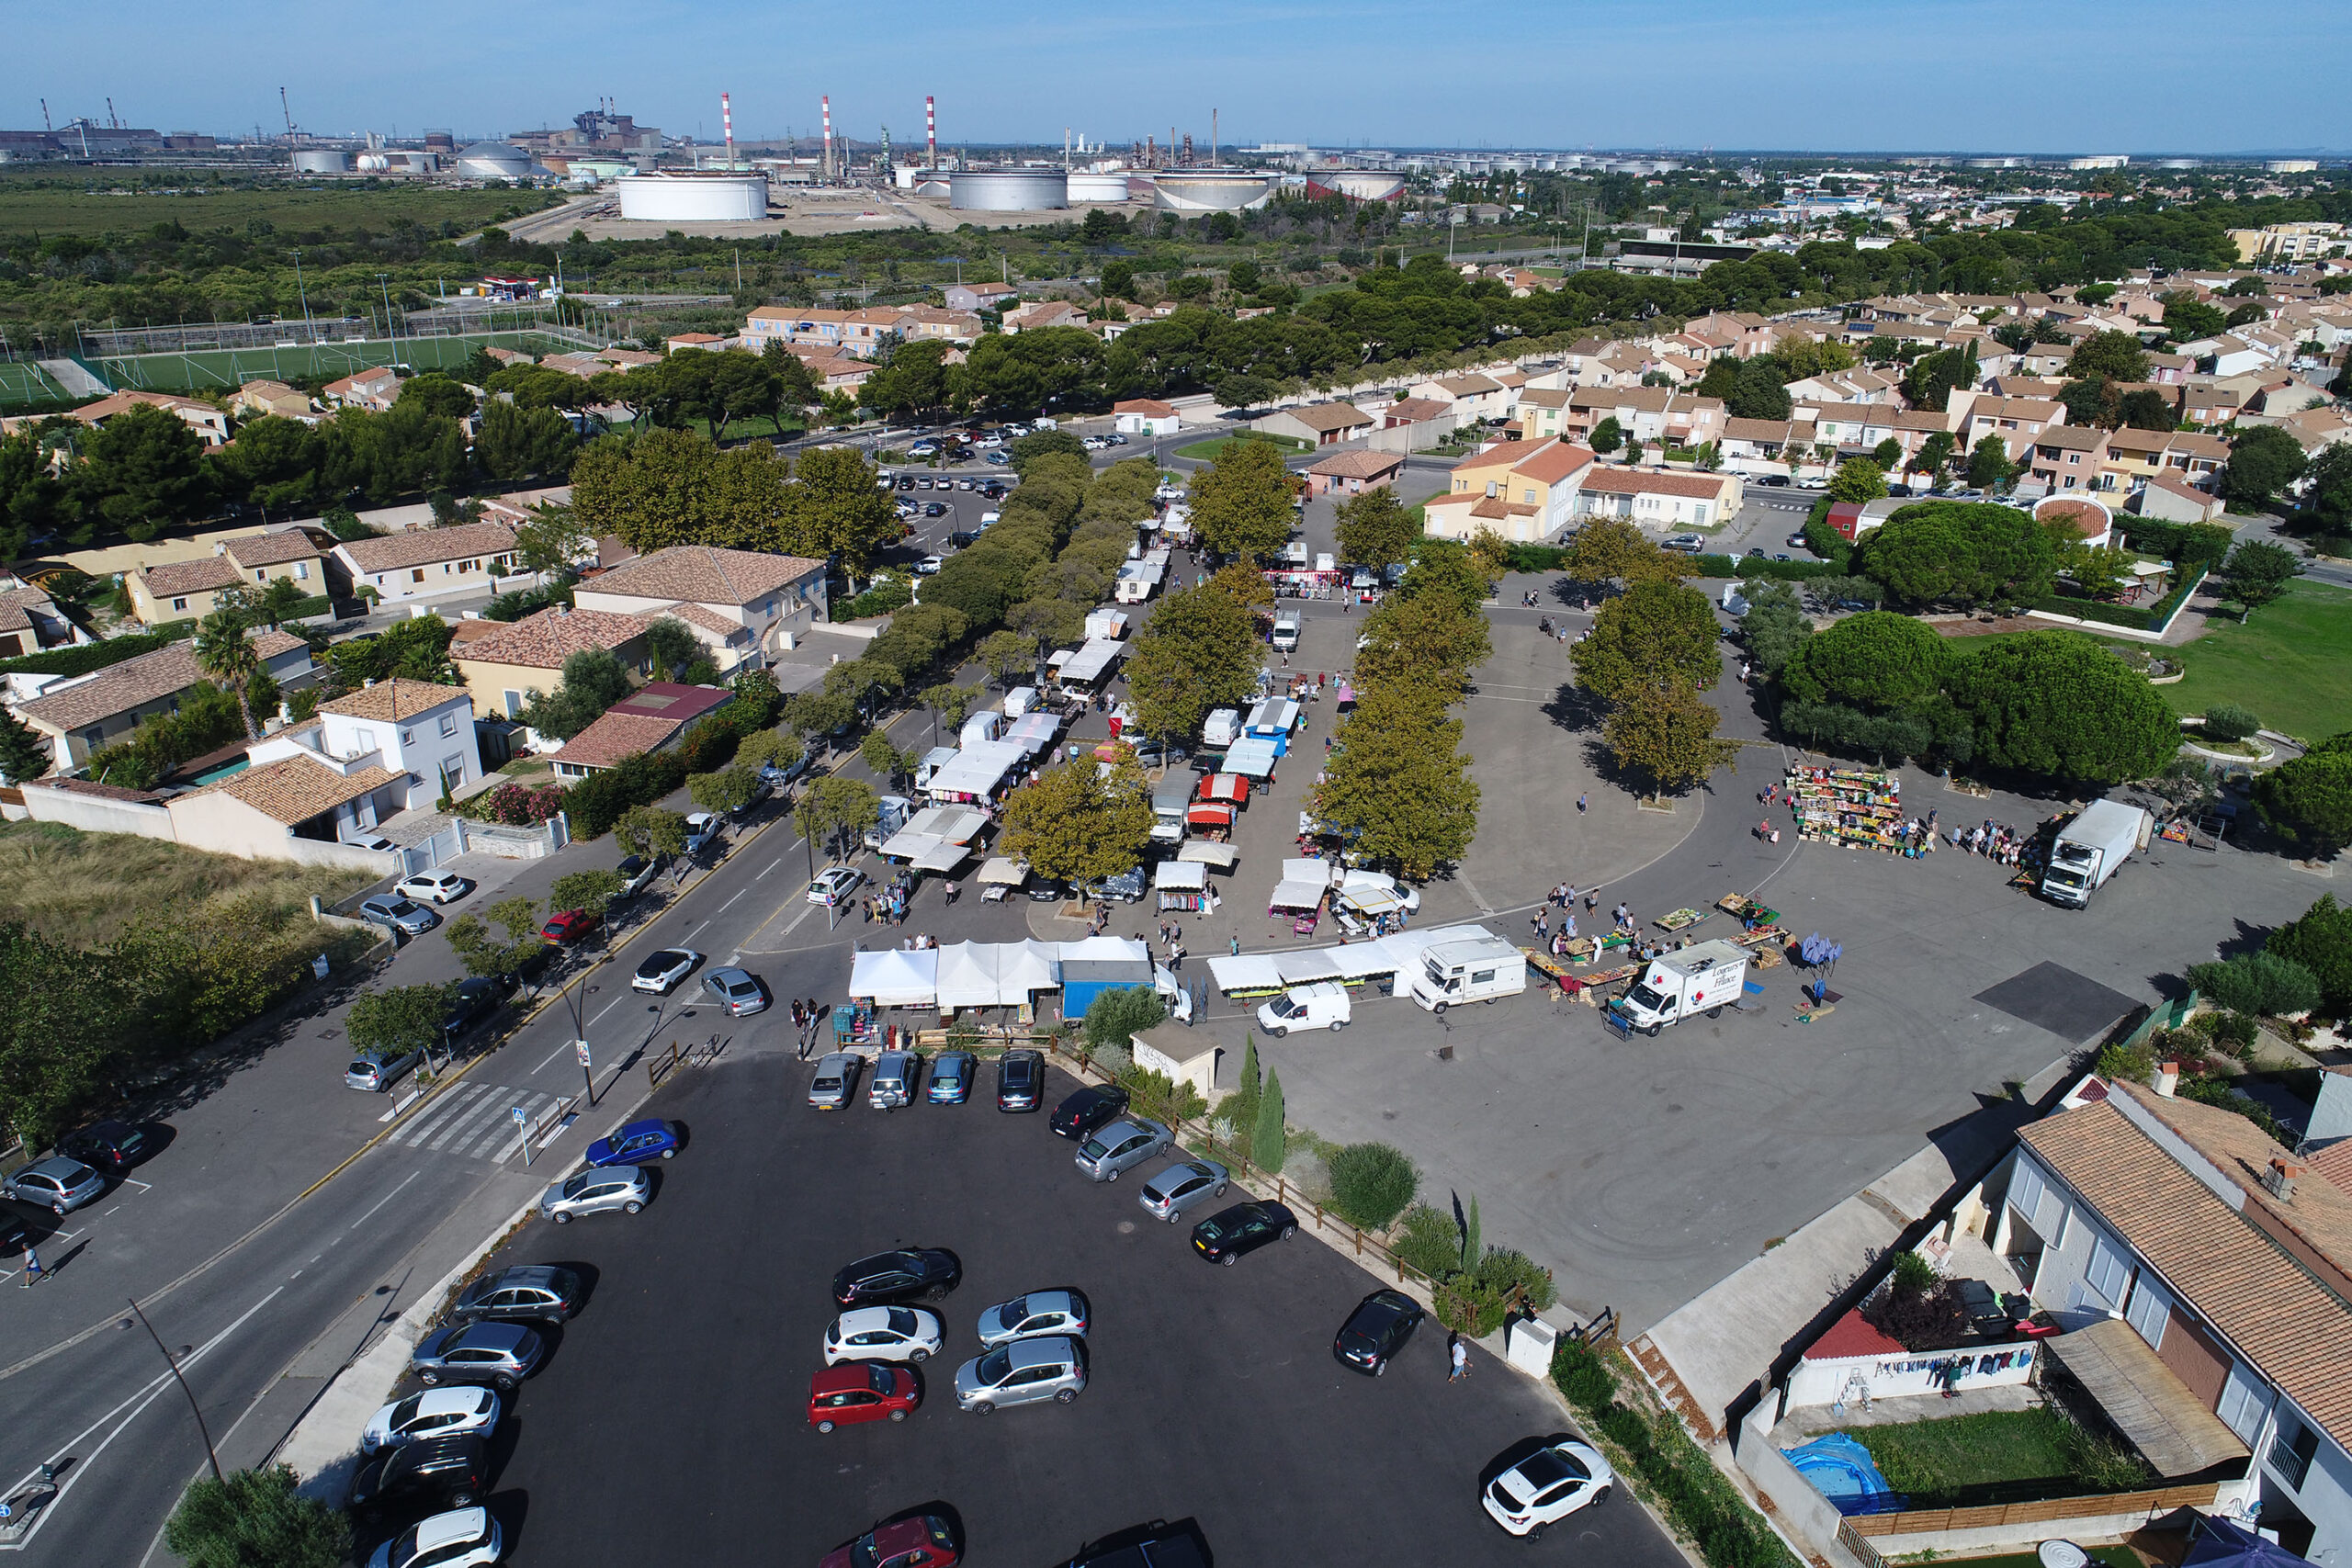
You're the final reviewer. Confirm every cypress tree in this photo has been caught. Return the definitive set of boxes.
[1254,1067,1286,1175]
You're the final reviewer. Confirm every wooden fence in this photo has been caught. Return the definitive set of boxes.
[1843,1481,2221,1538]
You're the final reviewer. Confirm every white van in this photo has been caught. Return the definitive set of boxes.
[1201,709,1241,749]
[1256,981,1351,1036]
[913,748,960,791]
[1408,936,1526,1013]
[1272,611,1302,653]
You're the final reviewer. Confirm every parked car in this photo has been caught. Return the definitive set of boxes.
[56,1120,152,1175]
[868,1049,917,1110]
[820,1517,960,1568]
[583,1118,681,1168]
[616,855,660,897]
[1074,1117,1173,1182]
[924,1051,976,1105]
[359,896,439,938]
[345,1434,488,1520]
[367,1506,502,1568]
[1190,1200,1297,1266]
[947,530,980,549]
[808,866,866,907]
[541,908,599,946]
[5,1156,104,1214]
[361,1387,501,1455]
[703,966,769,1016]
[1050,1084,1129,1141]
[915,555,944,574]
[1060,1522,1207,1568]
[809,1362,920,1432]
[996,1050,1044,1111]
[1093,865,1148,903]
[1758,474,1791,487]
[1482,1438,1615,1536]
[345,1048,421,1094]
[1332,1288,1425,1376]
[539,1165,651,1224]
[954,1335,1087,1414]
[396,871,474,906]
[409,1322,543,1391]
[1786,532,1810,548]
[684,812,721,853]
[809,1053,863,1111]
[439,976,513,1044]
[1137,1160,1228,1224]
[632,948,702,995]
[446,1265,582,1325]
[823,1304,944,1365]
[975,1289,1090,1349]
[833,1247,961,1308]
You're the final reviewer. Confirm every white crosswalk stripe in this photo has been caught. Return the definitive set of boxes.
[388,1083,554,1162]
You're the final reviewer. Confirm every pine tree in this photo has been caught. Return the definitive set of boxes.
[0,710,52,784]
[1254,1068,1286,1175]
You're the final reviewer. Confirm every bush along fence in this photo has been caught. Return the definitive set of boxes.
[2030,567,2207,636]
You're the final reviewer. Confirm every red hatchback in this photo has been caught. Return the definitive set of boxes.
[541,908,600,946]
[820,1514,958,1568]
[807,1362,919,1433]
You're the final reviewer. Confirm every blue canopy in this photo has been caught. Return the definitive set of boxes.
[2182,1517,2319,1568]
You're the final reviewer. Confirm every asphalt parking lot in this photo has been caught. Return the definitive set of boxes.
[436,1055,1688,1568]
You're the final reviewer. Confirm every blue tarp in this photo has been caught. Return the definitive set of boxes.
[2183,1517,2320,1568]
[1782,1434,1903,1516]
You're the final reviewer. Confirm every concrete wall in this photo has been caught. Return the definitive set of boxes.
[1785,1343,2040,1409]
[20,784,175,840]
[1734,1403,1873,1568]
[164,791,400,872]
[1365,415,1457,454]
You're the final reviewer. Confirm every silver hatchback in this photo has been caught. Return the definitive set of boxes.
[1137,1159,1229,1224]
[1073,1117,1172,1183]
[808,1053,862,1111]
[539,1166,650,1224]
[5,1156,104,1214]
[953,1335,1088,1414]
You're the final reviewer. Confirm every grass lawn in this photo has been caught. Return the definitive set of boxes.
[0,819,377,948]
[2161,581,2352,743]
[1844,1408,2146,1508]
[0,177,563,239]
[1173,432,1312,462]
[1901,1548,2141,1568]
[89,332,575,398]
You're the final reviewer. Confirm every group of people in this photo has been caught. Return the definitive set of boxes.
[1946,818,2036,868]
[860,871,925,926]
[786,997,828,1058]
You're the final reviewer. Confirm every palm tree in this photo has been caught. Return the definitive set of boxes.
[194,611,263,739]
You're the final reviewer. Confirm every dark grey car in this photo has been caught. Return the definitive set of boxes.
[1137,1159,1228,1224]
[410,1321,543,1391]
[1074,1117,1173,1183]
[447,1265,582,1325]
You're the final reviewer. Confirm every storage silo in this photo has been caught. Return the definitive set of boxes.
[949,169,1069,211]
[1307,171,1406,202]
[1152,170,1272,212]
[455,141,532,180]
[290,149,353,175]
[616,172,770,221]
[1066,173,1130,204]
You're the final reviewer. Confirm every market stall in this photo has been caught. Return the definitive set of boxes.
[1196,773,1250,808]
[1787,765,1904,851]
[1185,802,1236,836]
[1224,736,1280,785]
[1268,858,1332,918]
[1176,840,1238,869]
[848,949,940,1010]
[1154,859,1214,912]
[977,857,1027,902]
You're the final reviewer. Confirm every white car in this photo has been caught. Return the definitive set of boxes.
[368,1506,502,1568]
[361,1387,502,1454]
[975,1289,1091,1348]
[915,556,944,575]
[683,812,720,853]
[1482,1438,1615,1537]
[823,1304,944,1365]
[396,871,474,905]
[630,947,701,995]
[808,866,866,907]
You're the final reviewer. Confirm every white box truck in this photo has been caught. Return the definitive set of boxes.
[1202,709,1241,749]
[1256,980,1351,1036]
[1611,939,1750,1036]
[2039,799,2151,908]
[1409,936,1526,1013]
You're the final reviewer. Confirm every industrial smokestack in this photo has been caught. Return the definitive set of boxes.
[822,95,833,181]
[1212,107,1218,165]
[926,96,936,169]
[721,91,734,171]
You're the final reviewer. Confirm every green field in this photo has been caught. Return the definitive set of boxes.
[0,178,562,239]
[85,332,578,398]
[0,361,69,402]
[1174,431,1313,462]
[2159,581,2352,743]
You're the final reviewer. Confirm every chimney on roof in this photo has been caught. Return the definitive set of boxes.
[213,541,227,556]
[2265,1158,2304,1202]
[2154,1060,2180,1098]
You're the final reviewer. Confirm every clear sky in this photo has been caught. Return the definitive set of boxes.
[22,0,2349,154]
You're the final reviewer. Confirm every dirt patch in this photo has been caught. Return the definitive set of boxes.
[1933,615,2046,637]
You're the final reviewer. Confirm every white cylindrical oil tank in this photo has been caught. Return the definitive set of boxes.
[1152,170,1272,211]
[455,141,532,180]
[616,173,770,221]
[949,169,1069,211]
[290,150,352,175]
[1066,173,1130,204]
[1309,171,1406,202]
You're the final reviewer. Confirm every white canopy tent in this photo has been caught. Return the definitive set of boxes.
[1176,841,1238,868]
[1057,637,1125,687]
[923,740,1027,802]
[848,948,941,1008]
[1153,861,1208,891]
[933,942,1002,1010]
[911,840,972,874]
[976,857,1028,886]
[1245,698,1300,736]
[1225,736,1281,779]
[1204,923,1502,997]
[1267,857,1335,912]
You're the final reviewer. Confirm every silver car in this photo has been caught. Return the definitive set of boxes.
[809,1053,862,1110]
[358,896,439,938]
[868,1050,916,1110]
[1137,1160,1229,1224]
[5,1156,104,1214]
[953,1335,1088,1414]
[976,1290,1091,1349]
[702,966,767,1016]
[345,1049,422,1093]
[539,1166,650,1224]
[1074,1116,1172,1182]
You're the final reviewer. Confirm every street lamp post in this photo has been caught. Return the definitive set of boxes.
[128,1298,221,1484]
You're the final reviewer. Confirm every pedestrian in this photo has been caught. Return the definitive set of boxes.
[1448,1331,1468,1382]
[1577,792,1588,815]
[20,1245,41,1287]
[1585,891,1598,916]
[1564,911,1577,940]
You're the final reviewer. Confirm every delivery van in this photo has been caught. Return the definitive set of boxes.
[1256,981,1351,1036]
[1272,611,1302,653]
[1611,939,1749,1036]
[1408,936,1525,1013]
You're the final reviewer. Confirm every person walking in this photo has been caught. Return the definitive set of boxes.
[1448,1331,1469,1382]
[1577,793,1588,815]
[1229,932,1241,956]
[20,1245,41,1287]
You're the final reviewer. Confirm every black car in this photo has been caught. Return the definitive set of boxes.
[345,1433,488,1519]
[832,1247,961,1308]
[447,1264,583,1325]
[1758,474,1791,487]
[439,976,514,1043]
[1064,1521,1211,1568]
[947,530,980,549]
[409,1321,543,1391]
[1052,1085,1131,1141]
[998,1050,1044,1111]
[1190,1201,1298,1267]
[57,1120,153,1174]
[1332,1288,1426,1376]
[0,1210,27,1257]
[923,502,948,517]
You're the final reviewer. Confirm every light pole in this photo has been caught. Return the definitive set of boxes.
[128,1298,221,1484]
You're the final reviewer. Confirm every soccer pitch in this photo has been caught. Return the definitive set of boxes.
[89,332,580,395]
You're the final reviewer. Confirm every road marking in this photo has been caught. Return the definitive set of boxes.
[389,1082,484,1145]
[428,1092,512,1152]
[779,902,818,938]
[717,887,748,914]
[758,859,780,878]
[121,1179,152,1191]
[348,1169,421,1230]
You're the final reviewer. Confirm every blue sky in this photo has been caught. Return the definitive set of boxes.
[23,0,2349,153]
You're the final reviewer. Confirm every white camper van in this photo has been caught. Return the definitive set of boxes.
[1408,936,1525,1013]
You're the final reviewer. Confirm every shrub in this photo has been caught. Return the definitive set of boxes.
[1472,1246,1557,1312]
[1083,984,1165,1054]
[1861,1277,1970,1350]
[480,782,566,826]
[2268,894,2352,1011]
[2187,951,2322,1018]
[1327,1141,1420,1231]
[2202,704,2260,743]
[1391,1201,1462,1281]
[1889,1247,1939,1294]
[563,750,688,838]
[1118,1064,1207,1126]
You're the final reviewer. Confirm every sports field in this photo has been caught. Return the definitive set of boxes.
[0,361,71,404]
[86,332,581,397]
[0,179,561,240]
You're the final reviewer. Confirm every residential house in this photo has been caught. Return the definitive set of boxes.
[321,367,401,412]
[2283,404,2352,455]
[1960,396,2066,459]
[1572,467,1745,532]
[2184,384,2249,427]
[1112,399,1182,436]
[2024,424,2111,492]
[2099,429,2232,493]
[545,682,732,780]
[1682,310,1781,358]
[888,305,983,347]
[66,389,230,447]
[1408,374,1513,423]
[595,348,662,372]
[1300,448,1402,499]
[665,333,730,353]
[1382,396,1453,429]
[2132,471,2228,524]
[164,750,405,861]
[1251,401,1374,447]
[1989,1075,2352,1562]
[942,282,1019,314]
[1717,418,1811,469]
[0,585,83,660]
[449,604,654,722]
[124,531,326,626]
[1513,388,1575,441]
[1001,300,1091,335]
[280,679,483,811]
[538,353,610,378]
[231,379,316,422]
[570,544,829,671]
[1421,438,1596,544]
[332,520,519,606]
[12,629,312,771]
[1562,388,1727,450]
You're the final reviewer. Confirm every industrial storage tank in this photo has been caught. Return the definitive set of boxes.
[1306,171,1406,202]
[616,172,769,222]
[1066,173,1130,204]
[454,141,532,180]
[1152,170,1272,212]
[290,149,352,175]
[950,169,1068,211]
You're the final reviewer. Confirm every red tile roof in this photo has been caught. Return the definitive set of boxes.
[1803,1307,1906,1361]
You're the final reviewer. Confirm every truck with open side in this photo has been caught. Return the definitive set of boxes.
[1610,939,1750,1036]
[2038,798,2151,908]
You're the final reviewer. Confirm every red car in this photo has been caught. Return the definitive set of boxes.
[808,1362,920,1433]
[541,908,600,945]
[820,1514,958,1568]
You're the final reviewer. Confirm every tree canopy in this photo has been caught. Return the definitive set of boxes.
[1858,501,2055,608]
[1125,583,1263,744]
[1001,756,1154,886]
[1187,439,1295,558]
[1950,630,2182,783]
[1570,580,1723,702]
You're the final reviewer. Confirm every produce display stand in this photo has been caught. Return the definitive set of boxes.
[1655,908,1709,932]
[1730,927,1787,968]
[1787,765,1904,851]
[1524,947,1585,993]
[1716,893,1781,927]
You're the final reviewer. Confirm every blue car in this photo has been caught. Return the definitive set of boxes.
[925,1052,977,1105]
[583,1119,682,1168]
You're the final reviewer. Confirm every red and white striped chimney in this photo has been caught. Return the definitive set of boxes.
[926,96,936,169]
[720,91,734,169]
[821,96,833,180]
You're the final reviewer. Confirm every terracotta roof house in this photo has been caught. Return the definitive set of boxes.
[1572,467,1746,531]
[231,379,316,422]
[322,367,401,412]
[126,529,332,626]
[332,520,518,606]
[1250,401,1374,447]
[1423,437,1598,544]
[449,605,655,721]
[1113,399,1182,436]
[164,752,405,864]
[0,585,82,660]
[233,678,484,813]
[12,629,312,771]
[547,682,733,778]
[1301,448,1404,499]
[64,389,229,446]
[570,545,828,673]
